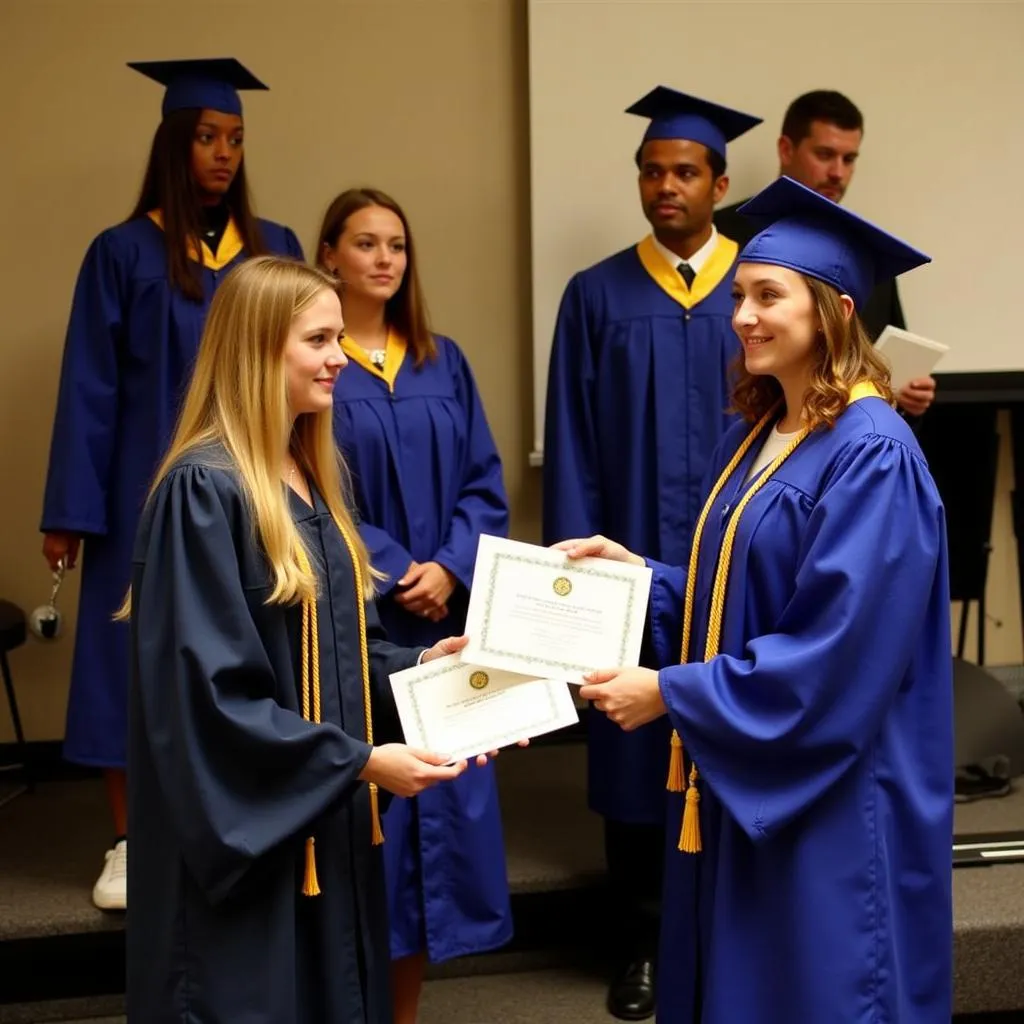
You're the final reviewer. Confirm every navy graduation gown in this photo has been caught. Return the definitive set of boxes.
[542,235,742,823]
[127,455,418,1024]
[41,214,304,768]
[332,334,513,962]
[649,398,953,1023]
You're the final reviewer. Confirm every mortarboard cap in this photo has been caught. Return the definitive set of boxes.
[626,86,762,160]
[736,176,930,308]
[127,58,268,119]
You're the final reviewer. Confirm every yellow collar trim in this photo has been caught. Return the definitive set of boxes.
[848,381,882,403]
[342,328,408,391]
[147,209,245,270]
[636,233,739,310]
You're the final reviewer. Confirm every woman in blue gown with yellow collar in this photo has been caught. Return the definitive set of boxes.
[566,177,953,1023]
[317,187,512,1022]
[39,57,303,910]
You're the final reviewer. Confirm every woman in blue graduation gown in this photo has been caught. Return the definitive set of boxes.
[39,58,303,909]
[567,178,954,1023]
[127,256,480,1023]
[318,188,512,1021]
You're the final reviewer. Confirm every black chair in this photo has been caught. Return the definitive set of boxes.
[0,600,32,806]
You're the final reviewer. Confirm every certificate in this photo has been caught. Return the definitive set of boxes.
[463,535,653,682]
[874,325,949,393]
[389,654,578,760]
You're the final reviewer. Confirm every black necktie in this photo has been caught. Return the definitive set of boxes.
[678,261,696,289]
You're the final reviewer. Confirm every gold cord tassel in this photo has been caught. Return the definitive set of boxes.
[667,730,685,792]
[679,765,702,853]
[369,783,384,845]
[302,836,322,896]
[297,542,324,897]
[333,513,385,847]
[671,403,810,855]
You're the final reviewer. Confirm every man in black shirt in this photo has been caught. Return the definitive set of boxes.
[715,90,935,417]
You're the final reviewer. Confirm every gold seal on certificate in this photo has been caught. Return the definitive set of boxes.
[469,671,490,690]
[463,535,653,683]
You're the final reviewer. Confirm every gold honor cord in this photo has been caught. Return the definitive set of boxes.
[666,383,882,853]
[295,509,383,897]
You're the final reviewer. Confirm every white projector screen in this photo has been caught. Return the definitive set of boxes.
[527,0,1024,463]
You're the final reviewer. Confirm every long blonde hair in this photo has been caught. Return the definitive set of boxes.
[121,255,377,617]
[731,275,893,427]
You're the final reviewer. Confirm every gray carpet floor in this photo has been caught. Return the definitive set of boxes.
[1,966,614,1024]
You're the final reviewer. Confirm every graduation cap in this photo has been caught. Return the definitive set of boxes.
[736,176,930,308]
[127,58,268,119]
[626,86,762,160]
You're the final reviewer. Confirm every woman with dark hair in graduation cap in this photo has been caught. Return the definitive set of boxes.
[38,58,304,910]
[317,188,512,1024]
[125,254,490,1023]
[560,177,953,1022]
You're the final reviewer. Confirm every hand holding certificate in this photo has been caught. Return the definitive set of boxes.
[463,535,653,682]
[388,536,652,758]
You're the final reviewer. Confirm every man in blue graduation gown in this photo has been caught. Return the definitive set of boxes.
[714,89,936,418]
[541,86,762,1020]
[39,58,303,910]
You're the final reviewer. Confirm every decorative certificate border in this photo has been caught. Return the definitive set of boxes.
[477,553,638,672]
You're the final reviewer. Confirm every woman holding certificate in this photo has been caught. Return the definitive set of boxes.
[564,178,953,1024]
[317,188,512,1023]
[125,256,483,1022]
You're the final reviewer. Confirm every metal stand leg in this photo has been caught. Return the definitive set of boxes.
[0,649,31,807]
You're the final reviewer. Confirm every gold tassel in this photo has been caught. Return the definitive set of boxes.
[678,764,702,853]
[667,730,685,792]
[302,836,321,896]
[369,782,385,845]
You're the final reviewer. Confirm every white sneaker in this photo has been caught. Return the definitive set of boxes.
[92,838,127,911]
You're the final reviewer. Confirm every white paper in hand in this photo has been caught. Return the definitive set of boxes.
[874,325,949,394]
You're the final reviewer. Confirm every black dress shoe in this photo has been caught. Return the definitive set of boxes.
[607,958,656,1021]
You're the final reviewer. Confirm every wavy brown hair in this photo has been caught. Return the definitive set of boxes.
[731,276,893,428]
[315,187,436,365]
[127,108,268,302]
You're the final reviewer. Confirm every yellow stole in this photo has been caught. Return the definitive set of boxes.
[146,209,245,270]
[342,328,408,392]
[636,233,739,309]
[293,503,384,896]
[668,381,884,853]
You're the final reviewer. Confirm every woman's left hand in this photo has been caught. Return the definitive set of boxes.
[470,737,531,767]
[421,634,469,663]
[579,667,667,732]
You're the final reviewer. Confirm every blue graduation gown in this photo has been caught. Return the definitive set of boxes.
[41,215,304,768]
[127,454,418,1024]
[649,398,953,1023]
[332,334,513,962]
[542,234,742,823]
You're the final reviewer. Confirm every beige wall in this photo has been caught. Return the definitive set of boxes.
[0,0,539,743]
[0,0,1019,746]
